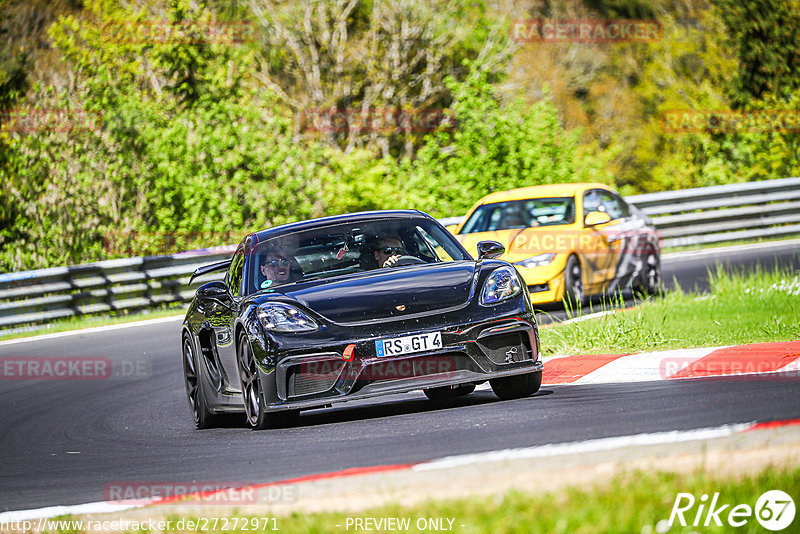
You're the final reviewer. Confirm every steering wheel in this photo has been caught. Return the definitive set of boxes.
[390,255,427,267]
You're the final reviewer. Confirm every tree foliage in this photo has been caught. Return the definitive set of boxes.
[2,0,799,271]
[401,71,607,216]
[1,0,324,269]
[248,0,512,156]
[712,0,800,106]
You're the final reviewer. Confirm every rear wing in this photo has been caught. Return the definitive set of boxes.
[189,259,232,285]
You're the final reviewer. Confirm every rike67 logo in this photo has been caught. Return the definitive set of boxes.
[665,490,795,531]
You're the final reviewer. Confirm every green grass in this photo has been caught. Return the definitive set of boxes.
[540,265,800,356]
[0,306,184,341]
[44,465,799,533]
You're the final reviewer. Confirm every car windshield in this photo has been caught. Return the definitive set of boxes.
[246,218,469,294]
[460,197,576,233]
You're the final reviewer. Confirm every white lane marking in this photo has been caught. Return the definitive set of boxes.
[558,309,617,325]
[663,238,800,262]
[0,315,184,346]
[0,501,147,522]
[572,347,718,384]
[412,423,754,472]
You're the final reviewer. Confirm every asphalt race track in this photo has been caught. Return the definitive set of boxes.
[1,241,799,512]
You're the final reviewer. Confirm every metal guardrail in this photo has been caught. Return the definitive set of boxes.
[627,176,800,247]
[1,178,798,331]
[0,252,230,330]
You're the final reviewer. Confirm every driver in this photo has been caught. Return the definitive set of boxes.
[373,235,406,268]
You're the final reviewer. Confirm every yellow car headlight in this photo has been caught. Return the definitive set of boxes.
[514,253,556,269]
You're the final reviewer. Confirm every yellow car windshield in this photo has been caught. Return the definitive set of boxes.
[461,197,575,233]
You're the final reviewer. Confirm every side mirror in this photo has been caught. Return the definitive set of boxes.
[477,240,505,260]
[197,280,230,298]
[584,211,612,227]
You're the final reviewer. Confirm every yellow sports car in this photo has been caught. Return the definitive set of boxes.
[452,183,661,306]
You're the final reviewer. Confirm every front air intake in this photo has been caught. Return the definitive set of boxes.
[288,359,345,397]
[476,332,531,365]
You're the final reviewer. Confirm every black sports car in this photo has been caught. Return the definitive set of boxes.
[181,210,543,429]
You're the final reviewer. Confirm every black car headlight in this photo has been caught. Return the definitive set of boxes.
[257,303,318,332]
[479,266,522,306]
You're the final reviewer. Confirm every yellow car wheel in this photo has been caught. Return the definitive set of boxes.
[563,255,584,308]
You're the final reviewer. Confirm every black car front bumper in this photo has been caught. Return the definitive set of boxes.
[254,314,541,412]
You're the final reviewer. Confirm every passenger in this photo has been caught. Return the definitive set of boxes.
[259,248,301,288]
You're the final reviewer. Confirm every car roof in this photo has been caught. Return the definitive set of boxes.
[249,210,433,244]
[474,183,613,205]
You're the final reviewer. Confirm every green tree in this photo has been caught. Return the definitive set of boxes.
[712,0,800,106]
[249,0,513,157]
[0,0,326,270]
[402,70,607,216]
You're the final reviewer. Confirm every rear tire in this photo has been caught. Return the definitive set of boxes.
[237,334,299,430]
[490,370,542,401]
[563,255,584,309]
[182,334,220,429]
[635,251,661,297]
[423,383,476,401]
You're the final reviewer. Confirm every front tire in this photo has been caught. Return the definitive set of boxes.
[237,334,298,430]
[424,383,476,401]
[182,334,220,429]
[490,370,542,400]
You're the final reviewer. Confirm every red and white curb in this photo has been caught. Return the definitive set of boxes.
[541,340,800,385]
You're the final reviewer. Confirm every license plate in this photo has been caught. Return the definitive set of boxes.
[375,332,442,357]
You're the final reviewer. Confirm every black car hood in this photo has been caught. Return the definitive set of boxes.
[282,261,478,324]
